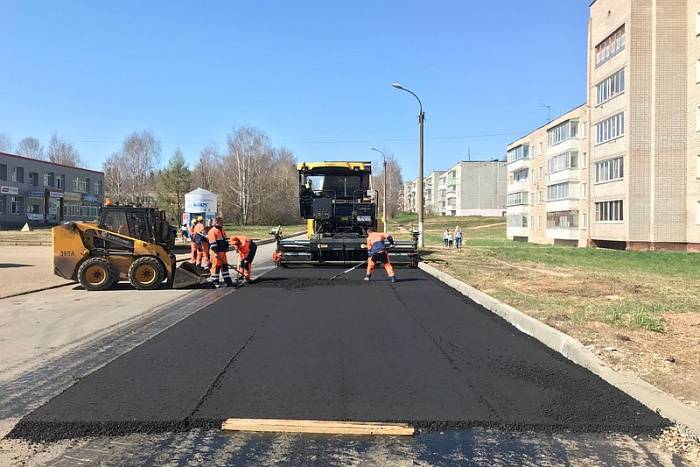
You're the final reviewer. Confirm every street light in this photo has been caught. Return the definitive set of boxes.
[370,146,388,233]
[392,82,425,247]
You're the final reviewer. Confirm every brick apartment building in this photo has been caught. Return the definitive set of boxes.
[506,0,700,251]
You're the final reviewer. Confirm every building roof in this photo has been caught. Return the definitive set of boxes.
[506,103,587,147]
[0,151,104,175]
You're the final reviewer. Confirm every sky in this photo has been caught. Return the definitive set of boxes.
[1,0,590,180]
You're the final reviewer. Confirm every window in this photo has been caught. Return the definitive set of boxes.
[595,25,625,66]
[547,210,578,229]
[10,196,23,215]
[547,120,578,146]
[581,152,587,167]
[508,215,528,228]
[29,172,39,186]
[548,151,578,173]
[507,191,528,206]
[582,183,588,199]
[56,175,64,190]
[529,193,534,205]
[73,177,88,193]
[28,203,41,214]
[44,172,54,187]
[538,191,543,204]
[0,164,7,181]
[595,112,624,144]
[595,200,624,222]
[513,169,528,183]
[595,156,624,183]
[507,144,530,163]
[539,166,543,180]
[596,68,625,105]
[0,196,4,213]
[582,213,588,229]
[12,167,24,183]
[547,182,571,201]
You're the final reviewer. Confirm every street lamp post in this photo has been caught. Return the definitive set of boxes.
[370,147,388,233]
[392,83,425,247]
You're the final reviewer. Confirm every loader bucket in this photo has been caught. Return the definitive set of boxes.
[172,261,214,289]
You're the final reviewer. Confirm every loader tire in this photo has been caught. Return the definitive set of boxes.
[129,256,165,290]
[78,257,116,291]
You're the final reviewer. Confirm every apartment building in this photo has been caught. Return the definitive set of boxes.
[403,162,506,217]
[506,105,589,246]
[0,152,104,228]
[587,0,699,251]
[506,1,700,251]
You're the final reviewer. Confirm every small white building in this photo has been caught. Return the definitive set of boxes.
[183,188,218,225]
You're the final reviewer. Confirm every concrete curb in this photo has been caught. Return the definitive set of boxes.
[418,261,700,441]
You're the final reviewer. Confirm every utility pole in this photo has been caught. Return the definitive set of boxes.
[393,83,425,247]
[370,147,388,233]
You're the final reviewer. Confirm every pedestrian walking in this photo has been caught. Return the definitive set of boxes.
[181,223,190,243]
[455,226,463,249]
[447,230,453,248]
[443,229,450,248]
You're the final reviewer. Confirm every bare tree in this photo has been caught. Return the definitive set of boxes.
[222,127,273,225]
[0,133,13,153]
[103,152,127,202]
[120,130,161,204]
[16,137,44,159]
[372,152,404,219]
[193,146,222,192]
[47,133,82,167]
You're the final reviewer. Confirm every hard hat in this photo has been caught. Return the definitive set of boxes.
[191,219,197,226]
[197,216,204,222]
[104,198,113,206]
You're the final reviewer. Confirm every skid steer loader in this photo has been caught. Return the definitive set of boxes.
[52,204,211,291]
[273,161,419,267]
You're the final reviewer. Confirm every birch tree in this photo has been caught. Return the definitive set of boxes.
[103,152,127,202]
[47,133,82,167]
[120,130,161,204]
[16,137,44,159]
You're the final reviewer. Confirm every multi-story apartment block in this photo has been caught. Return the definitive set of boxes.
[506,105,589,246]
[404,162,506,217]
[507,1,700,251]
[0,151,104,228]
[587,0,699,251]
[402,179,417,213]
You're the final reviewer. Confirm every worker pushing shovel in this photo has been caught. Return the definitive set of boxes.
[330,227,397,282]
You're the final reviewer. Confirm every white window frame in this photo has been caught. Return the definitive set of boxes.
[595,112,625,145]
[595,25,625,67]
[595,156,624,183]
[596,68,625,105]
[10,196,23,215]
[595,200,624,223]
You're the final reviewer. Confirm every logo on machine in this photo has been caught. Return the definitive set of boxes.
[97,231,134,249]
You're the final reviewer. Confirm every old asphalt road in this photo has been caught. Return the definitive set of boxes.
[3,264,678,465]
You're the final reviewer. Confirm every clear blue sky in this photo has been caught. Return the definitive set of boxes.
[1,0,590,180]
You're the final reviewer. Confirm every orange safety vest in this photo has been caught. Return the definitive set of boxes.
[207,226,229,252]
[193,222,209,244]
[230,236,251,257]
[366,232,389,254]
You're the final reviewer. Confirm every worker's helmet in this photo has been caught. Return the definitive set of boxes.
[214,216,223,225]
[191,219,197,226]
[196,216,204,222]
[104,198,113,206]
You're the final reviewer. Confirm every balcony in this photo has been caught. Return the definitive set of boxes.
[507,158,530,173]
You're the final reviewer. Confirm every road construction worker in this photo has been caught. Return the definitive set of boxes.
[189,218,198,263]
[365,227,396,283]
[207,216,234,287]
[193,216,211,269]
[230,235,257,282]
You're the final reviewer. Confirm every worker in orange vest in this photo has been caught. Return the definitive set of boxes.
[188,218,198,263]
[230,235,257,283]
[207,216,234,287]
[192,216,211,269]
[365,227,396,283]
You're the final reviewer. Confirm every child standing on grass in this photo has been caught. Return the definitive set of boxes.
[443,228,450,247]
[455,226,463,249]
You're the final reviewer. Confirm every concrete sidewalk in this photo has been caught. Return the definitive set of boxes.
[0,247,68,298]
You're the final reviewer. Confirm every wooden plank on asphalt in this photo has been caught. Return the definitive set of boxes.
[221,418,415,436]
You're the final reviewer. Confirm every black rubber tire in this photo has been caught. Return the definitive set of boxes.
[78,257,116,291]
[128,256,165,290]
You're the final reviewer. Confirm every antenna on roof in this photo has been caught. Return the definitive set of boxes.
[467,147,471,161]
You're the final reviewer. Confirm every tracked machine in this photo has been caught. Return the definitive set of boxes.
[274,161,419,267]
[52,204,211,291]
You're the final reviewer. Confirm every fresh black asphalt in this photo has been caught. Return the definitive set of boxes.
[8,267,669,442]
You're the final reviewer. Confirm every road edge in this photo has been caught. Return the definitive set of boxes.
[418,261,700,441]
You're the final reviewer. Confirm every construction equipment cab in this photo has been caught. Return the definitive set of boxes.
[274,161,418,266]
[52,204,207,291]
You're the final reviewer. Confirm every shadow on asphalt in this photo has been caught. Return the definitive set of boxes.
[0,263,31,269]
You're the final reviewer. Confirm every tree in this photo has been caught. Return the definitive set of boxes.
[222,127,273,225]
[47,133,82,167]
[372,152,404,219]
[155,148,193,222]
[103,152,128,202]
[16,137,44,159]
[0,133,13,152]
[120,130,161,204]
[193,146,222,192]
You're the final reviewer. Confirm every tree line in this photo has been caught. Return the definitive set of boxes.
[104,127,299,226]
[0,132,82,167]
